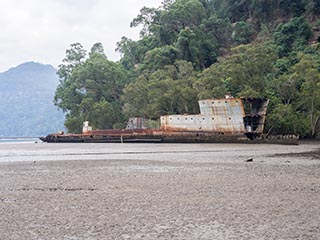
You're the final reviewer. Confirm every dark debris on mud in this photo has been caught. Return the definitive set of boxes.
[270,148,320,160]
[16,187,97,192]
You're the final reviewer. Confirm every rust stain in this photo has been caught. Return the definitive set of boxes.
[41,97,275,143]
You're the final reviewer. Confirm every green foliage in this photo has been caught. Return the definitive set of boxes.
[266,103,309,136]
[292,53,320,137]
[201,15,232,49]
[53,0,320,138]
[232,21,255,45]
[266,50,320,138]
[64,115,82,133]
[55,43,129,133]
[273,17,313,57]
[117,0,229,71]
[279,0,307,17]
[57,43,87,81]
[122,60,199,119]
[214,0,310,24]
[144,119,160,129]
[142,45,178,72]
[130,7,161,37]
[195,42,278,98]
[160,0,206,34]
[306,0,320,20]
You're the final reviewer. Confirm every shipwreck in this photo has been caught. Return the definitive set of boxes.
[40,97,298,144]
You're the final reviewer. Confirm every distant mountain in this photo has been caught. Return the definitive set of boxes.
[0,62,65,137]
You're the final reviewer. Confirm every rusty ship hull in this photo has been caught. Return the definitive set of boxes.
[40,129,250,143]
[40,97,299,144]
[39,130,298,144]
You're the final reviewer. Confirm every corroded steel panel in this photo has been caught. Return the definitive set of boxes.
[40,97,274,143]
[126,117,147,129]
[161,98,246,133]
[242,98,269,134]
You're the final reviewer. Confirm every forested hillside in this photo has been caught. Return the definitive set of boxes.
[55,0,320,138]
[0,62,64,136]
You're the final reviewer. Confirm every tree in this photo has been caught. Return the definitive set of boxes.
[142,45,178,72]
[122,60,199,119]
[54,43,87,118]
[201,15,232,49]
[90,42,105,56]
[306,0,320,20]
[156,0,207,46]
[266,103,309,136]
[227,0,251,22]
[279,0,307,17]
[195,42,278,98]
[292,53,320,138]
[54,43,129,133]
[57,43,87,81]
[116,36,158,72]
[130,7,161,37]
[273,17,313,57]
[267,50,320,138]
[160,0,206,32]
[232,21,255,45]
[54,0,320,138]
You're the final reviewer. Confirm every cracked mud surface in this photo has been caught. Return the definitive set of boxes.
[0,142,320,239]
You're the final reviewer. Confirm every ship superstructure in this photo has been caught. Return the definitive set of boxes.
[40,97,296,144]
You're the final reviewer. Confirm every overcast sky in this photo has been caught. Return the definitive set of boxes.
[0,0,163,72]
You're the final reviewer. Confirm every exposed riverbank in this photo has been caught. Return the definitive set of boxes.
[0,142,319,239]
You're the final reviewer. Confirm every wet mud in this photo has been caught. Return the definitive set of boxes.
[0,142,319,239]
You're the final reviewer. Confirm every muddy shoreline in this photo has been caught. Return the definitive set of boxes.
[0,143,319,239]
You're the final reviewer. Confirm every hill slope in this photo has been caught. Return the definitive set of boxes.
[0,62,65,137]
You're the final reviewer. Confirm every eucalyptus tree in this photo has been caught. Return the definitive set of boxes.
[122,60,199,119]
[54,43,129,132]
[292,53,320,138]
[195,42,278,98]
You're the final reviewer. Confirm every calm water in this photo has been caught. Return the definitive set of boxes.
[0,137,39,143]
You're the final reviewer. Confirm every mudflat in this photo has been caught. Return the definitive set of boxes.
[0,142,319,239]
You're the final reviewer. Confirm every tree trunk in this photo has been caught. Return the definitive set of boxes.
[312,115,320,139]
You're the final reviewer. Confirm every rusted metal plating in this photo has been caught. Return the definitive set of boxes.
[40,97,271,143]
[160,97,269,135]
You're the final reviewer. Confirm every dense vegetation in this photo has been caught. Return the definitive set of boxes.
[55,0,320,138]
